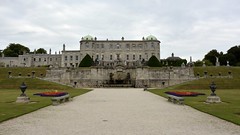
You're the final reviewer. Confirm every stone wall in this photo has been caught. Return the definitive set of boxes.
[44,66,196,88]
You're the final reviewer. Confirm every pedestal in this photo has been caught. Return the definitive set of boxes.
[206,96,221,103]
[16,96,30,103]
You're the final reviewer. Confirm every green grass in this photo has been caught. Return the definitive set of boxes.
[193,66,240,78]
[172,66,240,89]
[0,67,47,79]
[0,67,91,123]
[148,66,240,125]
[148,89,240,125]
[0,89,90,122]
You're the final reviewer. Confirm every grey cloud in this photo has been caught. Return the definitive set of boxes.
[1,0,240,61]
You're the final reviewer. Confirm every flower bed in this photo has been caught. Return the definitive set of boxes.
[165,91,205,97]
[34,91,68,97]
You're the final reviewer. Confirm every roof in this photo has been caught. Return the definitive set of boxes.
[146,35,157,40]
[82,35,94,40]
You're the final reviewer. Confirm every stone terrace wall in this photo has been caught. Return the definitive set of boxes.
[44,67,196,88]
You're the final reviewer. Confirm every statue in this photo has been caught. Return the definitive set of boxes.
[215,57,220,66]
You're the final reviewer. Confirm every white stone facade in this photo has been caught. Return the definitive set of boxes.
[78,35,161,65]
[0,35,160,68]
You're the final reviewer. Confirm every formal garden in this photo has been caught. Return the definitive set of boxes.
[0,66,240,126]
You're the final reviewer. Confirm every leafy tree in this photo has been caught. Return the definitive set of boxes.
[3,43,30,57]
[147,55,161,67]
[204,60,213,66]
[203,49,220,65]
[79,54,93,67]
[194,60,203,67]
[227,45,240,62]
[36,48,47,54]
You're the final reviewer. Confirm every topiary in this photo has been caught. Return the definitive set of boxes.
[147,55,161,67]
[79,54,93,67]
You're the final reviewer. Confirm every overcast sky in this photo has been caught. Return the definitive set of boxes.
[1,0,240,61]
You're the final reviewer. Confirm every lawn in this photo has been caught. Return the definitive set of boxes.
[0,88,90,122]
[148,66,240,125]
[148,89,240,125]
[0,67,91,123]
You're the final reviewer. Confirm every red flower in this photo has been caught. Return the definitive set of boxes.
[34,91,68,97]
[165,91,205,97]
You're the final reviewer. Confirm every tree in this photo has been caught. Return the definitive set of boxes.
[147,55,161,67]
[194,60,203,67]
[79,54,93,67]
[36,48,47,54]
[204,60,213,66]
[3,43,30,57]
[203,49,220,65]
[227,46,240,62]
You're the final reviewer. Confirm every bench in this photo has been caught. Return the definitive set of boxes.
[167,95,184,105]
[51,94,70,106]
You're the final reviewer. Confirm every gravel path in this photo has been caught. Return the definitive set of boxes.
[0,88,240,135]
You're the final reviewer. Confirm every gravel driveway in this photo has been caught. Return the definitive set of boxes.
[0,88,239,135]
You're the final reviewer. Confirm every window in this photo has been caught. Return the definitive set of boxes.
[127,55,129,60]
[110,44,113,49]
[139,55,142,60]
[70,56,73,61]
[44,58,46,61]
[76,56,78,61]
[50,58,52,61]
[133,55,135,60]
[151,43,155,48]
[117,44,120,49]
[126,44,130,49]
[133,44,136,49]
[102,55,104,60]
[39,58,41,61]
[101,44,104,48]
[34,58,36,61]
[117,54,120,60]
[23,58,26,61]
[65,56,67,61]
[64,63,67,67]
[110,55,112,60]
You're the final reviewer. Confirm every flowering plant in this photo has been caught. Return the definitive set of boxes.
[165,91,205,97]
[34,90,68,97]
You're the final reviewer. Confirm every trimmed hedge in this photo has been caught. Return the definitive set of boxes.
[147,56,161,67]
[79,54,93,67]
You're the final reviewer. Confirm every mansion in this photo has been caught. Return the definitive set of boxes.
[0,35,160,68]
[0,35,195,88]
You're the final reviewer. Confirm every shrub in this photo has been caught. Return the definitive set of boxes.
[147,56,161,67]
[79,54,93,67]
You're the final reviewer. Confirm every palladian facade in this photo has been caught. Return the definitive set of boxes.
[61,35,161,68]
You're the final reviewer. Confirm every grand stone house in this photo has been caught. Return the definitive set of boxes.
[0,35,160,68]
[61,35,161,68]
[1,35,195,88]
